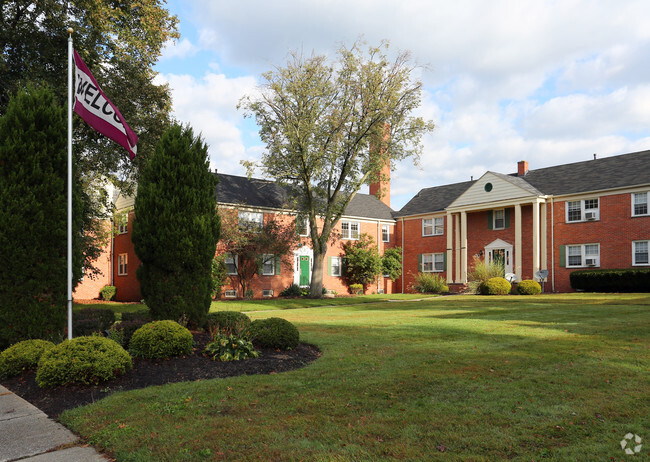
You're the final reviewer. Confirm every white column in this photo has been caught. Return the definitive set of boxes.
[454,214,460,283]
[514,204,522,281]
[460,211,468,283]
[446,212,453,284]
[532,201,540,277]
[540,202,547,271]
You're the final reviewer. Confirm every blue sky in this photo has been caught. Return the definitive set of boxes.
[154,0,650,210]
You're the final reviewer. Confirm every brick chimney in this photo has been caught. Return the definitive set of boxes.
[517,160,529,176]
[369,162,390,207]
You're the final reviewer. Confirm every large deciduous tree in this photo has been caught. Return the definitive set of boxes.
[0,0,179,277]
[0,86,84,347]
[132,124,221,326]
[240,40,434,296]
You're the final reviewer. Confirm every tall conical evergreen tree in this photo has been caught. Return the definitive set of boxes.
[0,86,84,348]
[132,124,220,325]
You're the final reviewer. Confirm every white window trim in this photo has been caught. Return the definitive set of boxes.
[493,209,505,230]
[422,217,444,236]
[422,253,444,272]
[224,289,237,298]
[632,192,649,217]
[238,211,264,231]
[382,224,390,242]
[566,243,600,268]
[331,256,342,277]
[296,215,310,236]
[566,198,600,223]
[341,221,360,240]
[262,253,275,276]
[118,223,128,234]
[117,253,128,276]
[225,253,238,275]
[632,240,649,266]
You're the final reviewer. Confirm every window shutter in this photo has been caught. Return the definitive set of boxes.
[258,256,263,275]
[487,211,493,230]
[275,256,281,275]
[559,245,566,268]
[505,208,511,228]
[417,254,422,272]
[327,257,332,276]
[342,257,347,276]
[443,252,447,270]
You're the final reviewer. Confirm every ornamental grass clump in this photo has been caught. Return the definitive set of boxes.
[249,317,299,350]
[36,336,131,387]
[516,279,542,295]
[129,320,193,359]
[0,339,55,379]
[479,277,512,295]
[206,311,252,336]
[411,272,449,294]
[468,257,505,294]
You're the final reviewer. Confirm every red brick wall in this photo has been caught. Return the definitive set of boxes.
[113,211,142,302]
[73,220,113,300]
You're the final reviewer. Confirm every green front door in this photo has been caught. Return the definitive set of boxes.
[299,256,310,286]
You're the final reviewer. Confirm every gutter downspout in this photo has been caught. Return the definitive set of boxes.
[377,220,381,294]
[110,217,115,286]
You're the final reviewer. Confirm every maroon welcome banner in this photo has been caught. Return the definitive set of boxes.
[73,50,138,159]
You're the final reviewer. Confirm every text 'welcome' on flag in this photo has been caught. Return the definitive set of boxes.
[73,50,138,159]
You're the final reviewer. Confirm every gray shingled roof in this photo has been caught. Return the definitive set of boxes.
[395,149,650,217]
[394,181,475,217]
[215,173,395,220]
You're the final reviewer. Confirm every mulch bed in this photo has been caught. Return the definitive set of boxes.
[1,332,320,419]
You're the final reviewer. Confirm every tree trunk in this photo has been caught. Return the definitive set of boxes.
[310,249,325,297]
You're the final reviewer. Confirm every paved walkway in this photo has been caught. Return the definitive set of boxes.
[0,385,107,462]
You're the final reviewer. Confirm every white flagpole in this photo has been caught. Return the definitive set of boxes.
[67,28,74,340]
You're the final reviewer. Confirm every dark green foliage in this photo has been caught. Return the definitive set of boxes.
[516,280,542,295]
[249,318,299,350]
[206,311,251,336]
[132,124,221,326]
[343,234,383,289]
[381,247,403,282]
[108,320,148,349]
[72,318,104,337]
[211,255,228,298]
[204,333,259,361]
[74,308,116,332]
[100,285,117,301]
[570,268,650,292]
[36,336,132,387]
[129,320,193,359]
[0,86,84,348]
[121,310,153,322]
[280,284,303,297]
[412,273,449,294]
[349,284,364,295]
[0,339,55,378]
[479,277,511,295]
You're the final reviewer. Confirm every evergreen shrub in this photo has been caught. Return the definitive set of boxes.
[36,336,131,387]
[516,279,542,295]
[479,277,511,295]
[0,339,55,378]
[100,285,117,301]
[249,317,299,350]
[107,320,148,349]
[280,284,302,297]
[570,268,650,292]
[73,308,116,336]
[129,320,193,359]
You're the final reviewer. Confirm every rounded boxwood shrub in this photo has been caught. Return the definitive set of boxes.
[249,317,299,350]
[129,320,193,359]
[0,339,55,379]
[206,311,251,335]
[36,336,132,387]
[516,279,542,295]
[479,277,511,295]
[100,285,117,301]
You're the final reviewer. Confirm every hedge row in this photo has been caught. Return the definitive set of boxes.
[570,268,650,292]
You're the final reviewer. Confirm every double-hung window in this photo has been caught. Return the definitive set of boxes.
[117,254,128,275]
[341,221,359,240]
[330,256,342,276]
[633,241,649,265]
[118,222,128,234]
[224,253,238,275]
[493,209,505,229]
[566,244,600,267]
[566,198,599,222]
[238,211,263,231]
[262,254,275,276]
[382,224,390,242]
[422,217,443,236]
[421,253,444,272]
[296,215,309,236]
[632,192,648,216]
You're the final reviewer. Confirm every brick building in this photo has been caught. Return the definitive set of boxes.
[74,149,650,300]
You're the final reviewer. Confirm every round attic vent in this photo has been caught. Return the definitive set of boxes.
[484,182,493,192]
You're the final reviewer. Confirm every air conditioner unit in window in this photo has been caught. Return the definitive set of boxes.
[585,258,597,266]
[263,289,273,297]
[584,211,597,221]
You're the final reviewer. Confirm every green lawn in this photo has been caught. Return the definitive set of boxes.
[62,294,649,461]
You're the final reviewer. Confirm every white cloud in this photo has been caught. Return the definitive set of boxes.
[160,38,199,60]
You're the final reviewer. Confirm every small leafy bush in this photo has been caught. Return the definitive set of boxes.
[349,283,364,295]
[468,257,505,294]
[129,320,193,359]
[121,310,152,322]
[479,277,511,295]
[249,317,299,350]
[516,279,542,295]
[36,336,132,387]
[204,332,259,361]
[74,308,116,335]
[280,283,302,297]
[206,311,251,336]
[0,339,55,378]
[411,272,449,294]
[107,320,148,349]
[100,285,117,301]
[570,268,650,292]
